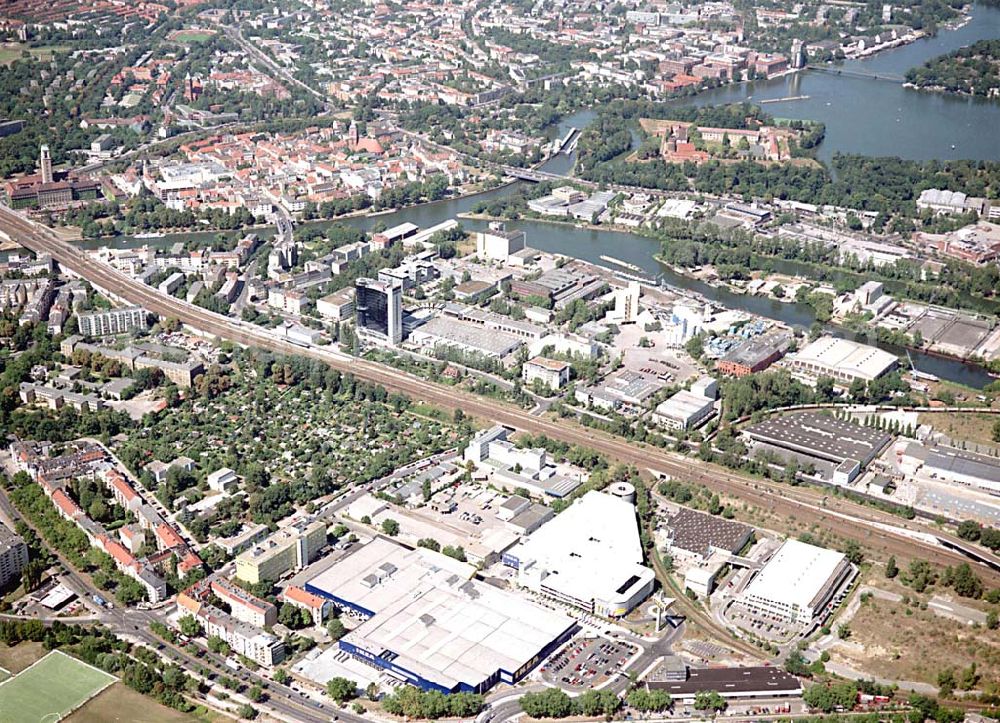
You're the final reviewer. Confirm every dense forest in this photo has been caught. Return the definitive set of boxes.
[905,39,1000,98]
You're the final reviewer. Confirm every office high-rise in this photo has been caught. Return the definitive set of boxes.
[355,277,402,345]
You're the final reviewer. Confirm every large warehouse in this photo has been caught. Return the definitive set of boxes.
[743,412,891,484]
[502,490,655,618]
[785,336,897,384]
[738,539,854,626]
[304,538,576,694]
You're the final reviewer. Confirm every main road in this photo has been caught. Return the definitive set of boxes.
[2,204,998,589]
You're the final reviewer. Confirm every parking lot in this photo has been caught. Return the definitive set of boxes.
[541,636,636,691]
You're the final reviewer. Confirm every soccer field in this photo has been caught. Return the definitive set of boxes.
[0,650,116,723]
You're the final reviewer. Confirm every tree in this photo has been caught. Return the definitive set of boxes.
[949,563,983,599]
[417,538,440,552]
[381,518,400,536]
[274,668,290,685]
[327,677,357,704]
[693,690,726,712]
[207,635,231,656]
[327,618,346,640]
[441,545,466,562]
[803,682,857,713]
[885,555,899,579]
[238,704,257,719]
[986,610,998,630]
[178,614,202,638]
[937,668,955,698]
[520,688,575,718]
[248,684,264,702]
[842,540,864,565]
[956,520,982,542]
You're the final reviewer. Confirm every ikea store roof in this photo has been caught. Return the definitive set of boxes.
[307,538,575,691]
[742,539,848,612]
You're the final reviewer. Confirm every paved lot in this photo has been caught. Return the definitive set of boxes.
[540,636,636,691]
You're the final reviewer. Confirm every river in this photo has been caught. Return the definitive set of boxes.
[95,4,1000,387]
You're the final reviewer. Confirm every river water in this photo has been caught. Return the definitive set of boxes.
[97,4,1000,386]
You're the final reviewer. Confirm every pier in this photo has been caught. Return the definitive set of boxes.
[759,95,810,104]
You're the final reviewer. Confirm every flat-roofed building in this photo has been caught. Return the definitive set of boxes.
[476,224,526,262]
[715,330,791,377]
[652,390,716,430]
[235,515,326,584]
[409,316,522,359]
[647,664,802,701]
[0,523,28,589]
[317,288,355,320]
[503,491,655,618]
[304,537,576,693]
[738,539,853,626]
[665,508,753,560]
[922,446,1000,494]
[356,277,403,345]
[785,336,897,385]
[743,412,891,484]
[522,356,570,390]
[78,306,147,337]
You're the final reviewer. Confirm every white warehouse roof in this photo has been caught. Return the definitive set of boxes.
[790,336,897,381]
[742,539,848,614]
[506,490,655,615]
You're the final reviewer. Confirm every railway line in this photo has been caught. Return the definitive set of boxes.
[3,205,999,590]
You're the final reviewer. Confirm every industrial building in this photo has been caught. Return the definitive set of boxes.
[785,336,897,385]
[715,330,792,377]
[77,306,147,337]
[738,539,853,626]
[409,316,523,359]
[475,223,526,262]
[646,663,803,701]
[922,446,1000,494]
[355,277,403,345]
[743,412,891,484]
[652,389,716,430]
[304,537,576,693]
[503,491,655,618]
[665,509,753,560]
[464,426,583,499]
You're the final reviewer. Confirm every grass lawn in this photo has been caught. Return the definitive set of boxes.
[918,411,1000,448]
[170,31,215,44]
[67,682,195,723]
[0,641,45,674]
[0,650,116,722]
[0,43,70,65]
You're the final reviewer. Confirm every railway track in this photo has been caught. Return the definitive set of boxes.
[4,206,999,588]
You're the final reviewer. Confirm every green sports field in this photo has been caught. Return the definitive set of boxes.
[0,650,116,722]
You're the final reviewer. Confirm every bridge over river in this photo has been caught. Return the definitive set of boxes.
[807,64,906,83]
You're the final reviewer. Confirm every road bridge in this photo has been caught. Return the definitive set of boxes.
[807,64,905,82]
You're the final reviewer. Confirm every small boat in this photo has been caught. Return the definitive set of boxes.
[951,144,956,149]
[134,232,165,239]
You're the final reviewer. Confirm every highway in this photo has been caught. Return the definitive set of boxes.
[3,203,999,593]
